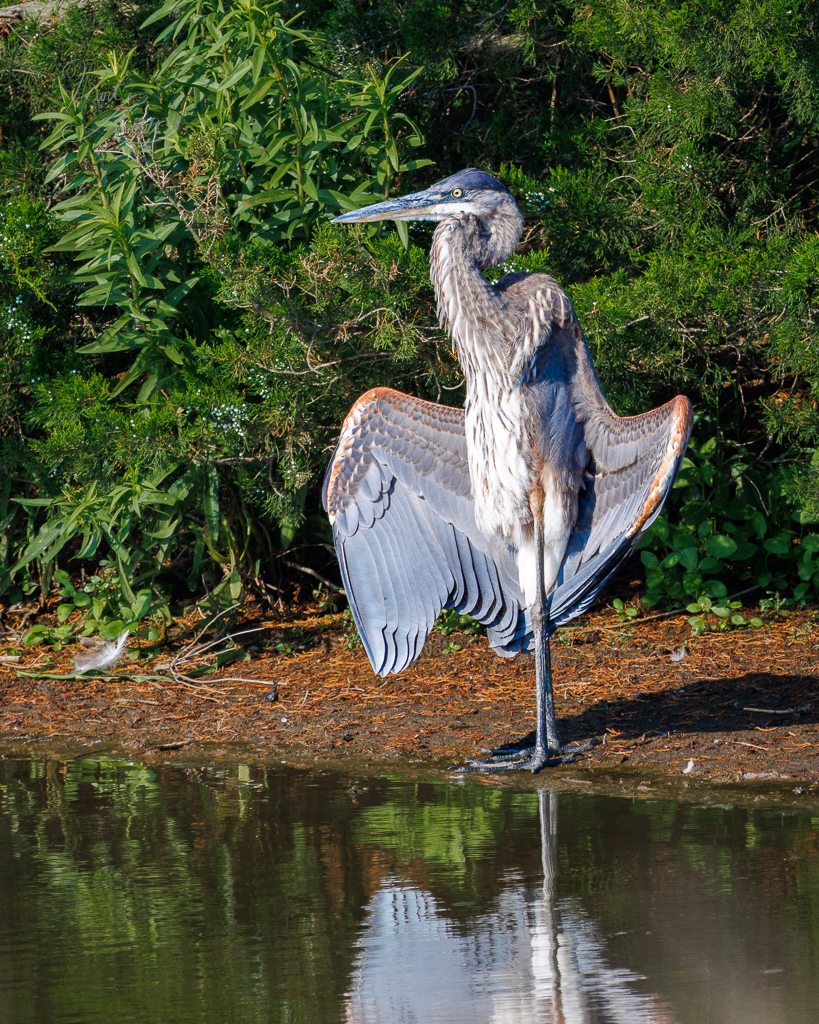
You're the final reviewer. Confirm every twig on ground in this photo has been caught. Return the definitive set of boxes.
[280,558,345,593]
[167,607,279,691]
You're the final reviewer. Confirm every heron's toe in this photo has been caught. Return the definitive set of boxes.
[450,735,601,773]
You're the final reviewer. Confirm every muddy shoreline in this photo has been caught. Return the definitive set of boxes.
[2,606,818,804]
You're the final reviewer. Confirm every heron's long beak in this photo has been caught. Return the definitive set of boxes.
[331,189,445,224]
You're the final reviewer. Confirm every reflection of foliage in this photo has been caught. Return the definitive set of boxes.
[354,786,537,887]
[3,759,819,1022]
[0,758,367,1023]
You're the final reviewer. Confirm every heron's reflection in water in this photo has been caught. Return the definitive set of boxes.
[345,791,675,1024]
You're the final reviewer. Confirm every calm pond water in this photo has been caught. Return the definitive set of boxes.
[1,758,818,1024]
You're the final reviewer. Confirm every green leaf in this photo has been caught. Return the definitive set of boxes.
[215,647,251,667]
[242,76,274,108]
[279,526,296,550]
[184,664,216,678]
[203,465,220,545]
[251,43,266,83]
[698,557,724,574]
[131,589,153,620]
[731,542,759,560]
[215,59,253,92]
[751,511,767,538]
[705,534,738,558]
[158,343,185,365]
[763,533,793,555]
[688,615,706,636]
[702,579,728,599]
[24,626,49,647]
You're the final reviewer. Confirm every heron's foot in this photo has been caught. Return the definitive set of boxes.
[452,736,601,774]
[457,747,555,773]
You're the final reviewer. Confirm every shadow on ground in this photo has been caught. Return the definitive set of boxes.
[562,672,819,743]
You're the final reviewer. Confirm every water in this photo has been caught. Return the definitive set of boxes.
[1,758,817,1024]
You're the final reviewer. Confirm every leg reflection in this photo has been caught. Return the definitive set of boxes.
[529,787,676,1024]
[345,789,676,1023]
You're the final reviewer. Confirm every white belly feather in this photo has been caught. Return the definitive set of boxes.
[466,393,573,609]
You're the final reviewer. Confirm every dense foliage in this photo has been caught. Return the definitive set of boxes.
[0,0,817,643]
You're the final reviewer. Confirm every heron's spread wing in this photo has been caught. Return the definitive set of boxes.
[578,395,693,552]
[545,389,691,627]
[508,280,694,625]
[323,388,524,675]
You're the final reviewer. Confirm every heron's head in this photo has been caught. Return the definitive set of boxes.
[331,169,523,266]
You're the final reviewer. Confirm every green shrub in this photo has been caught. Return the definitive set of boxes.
[1,0,818,641]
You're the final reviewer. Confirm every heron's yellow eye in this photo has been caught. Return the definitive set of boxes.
[451,187,464,198]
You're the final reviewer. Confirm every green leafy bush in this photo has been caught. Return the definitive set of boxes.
[0,0,818,641]
[0,0,439,639]
[638,437,818,632]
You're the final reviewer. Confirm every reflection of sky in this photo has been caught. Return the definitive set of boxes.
[345,881,674,1024]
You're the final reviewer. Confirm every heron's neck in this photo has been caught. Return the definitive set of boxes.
[479,204,524,269]
[430,212,521,391]
[430,211,534,548]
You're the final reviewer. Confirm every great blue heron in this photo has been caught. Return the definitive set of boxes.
[325,169,692,771]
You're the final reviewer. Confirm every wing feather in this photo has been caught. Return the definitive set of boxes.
[324,388,525,676]
[507,278,693,619]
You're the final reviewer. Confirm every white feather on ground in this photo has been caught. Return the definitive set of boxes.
[74,631,129,673]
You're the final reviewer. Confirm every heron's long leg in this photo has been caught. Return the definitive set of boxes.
[490,520,559,771]
[458,522,557,772]
[456,522,598,773]
[532,613,558,759]
[533,519,560,756]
